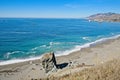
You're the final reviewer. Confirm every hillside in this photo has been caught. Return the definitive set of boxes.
[88,12,120,22]
[42,59,120,80]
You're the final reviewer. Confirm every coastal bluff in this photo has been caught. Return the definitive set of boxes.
[87,12,120,22]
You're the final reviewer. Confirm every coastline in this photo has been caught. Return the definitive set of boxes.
[0,34,120,66]
[0,34,120,79]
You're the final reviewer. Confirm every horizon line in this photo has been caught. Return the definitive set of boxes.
[0,17,86,19]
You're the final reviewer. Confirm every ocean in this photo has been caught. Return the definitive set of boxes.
[0,18,120,63]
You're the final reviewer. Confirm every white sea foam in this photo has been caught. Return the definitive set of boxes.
[5,51,24,59]
[31,45,47,51]
[82,37,91,41]
[49,42,60,46]
[55,34,120,56]
[0,55,43,66]
[55,43,90,56]
[40,45,47,47]
[0,34,120,66]
[31,42,60,51]
[50,42,53,46]
[47,42,61,48]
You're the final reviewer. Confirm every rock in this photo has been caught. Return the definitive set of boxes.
[42,52,57,73]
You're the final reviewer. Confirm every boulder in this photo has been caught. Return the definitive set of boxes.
[42,52,57,73]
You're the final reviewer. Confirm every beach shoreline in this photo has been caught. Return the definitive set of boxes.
[0,34,120,66]
[0,35,120,80]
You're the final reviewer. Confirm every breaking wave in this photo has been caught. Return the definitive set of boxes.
[0,34,120,66]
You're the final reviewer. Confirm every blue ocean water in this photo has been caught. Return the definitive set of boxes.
[0,18,120,61]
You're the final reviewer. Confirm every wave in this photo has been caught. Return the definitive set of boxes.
[49,42,60,45]
[55,34,120,56]
[5,51,24,59]
[0,56,43,66]
[0,34,120,66]
[31,44,49,51]
[31,42,61,51]
[82,37,91,41]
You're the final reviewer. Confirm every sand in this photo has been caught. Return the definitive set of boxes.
[0,37,120,80]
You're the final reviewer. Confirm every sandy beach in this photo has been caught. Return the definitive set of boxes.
[1,0,120,79]
[0,37,120,80]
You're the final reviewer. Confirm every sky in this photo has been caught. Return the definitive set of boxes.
[0,0,120,18]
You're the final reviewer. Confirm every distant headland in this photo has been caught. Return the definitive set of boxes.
[87,12,120,22]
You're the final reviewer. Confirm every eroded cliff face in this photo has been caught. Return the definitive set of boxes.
[88,12,120,22]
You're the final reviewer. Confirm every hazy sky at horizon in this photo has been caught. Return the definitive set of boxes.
[0,0,120,18]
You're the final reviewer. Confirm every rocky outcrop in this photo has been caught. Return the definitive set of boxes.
[87,12,120,22]
[42,52,57,73]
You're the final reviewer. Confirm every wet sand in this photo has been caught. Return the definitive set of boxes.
[0,37,120,80]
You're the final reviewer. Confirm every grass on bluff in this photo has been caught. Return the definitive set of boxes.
[39,59,120,80]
